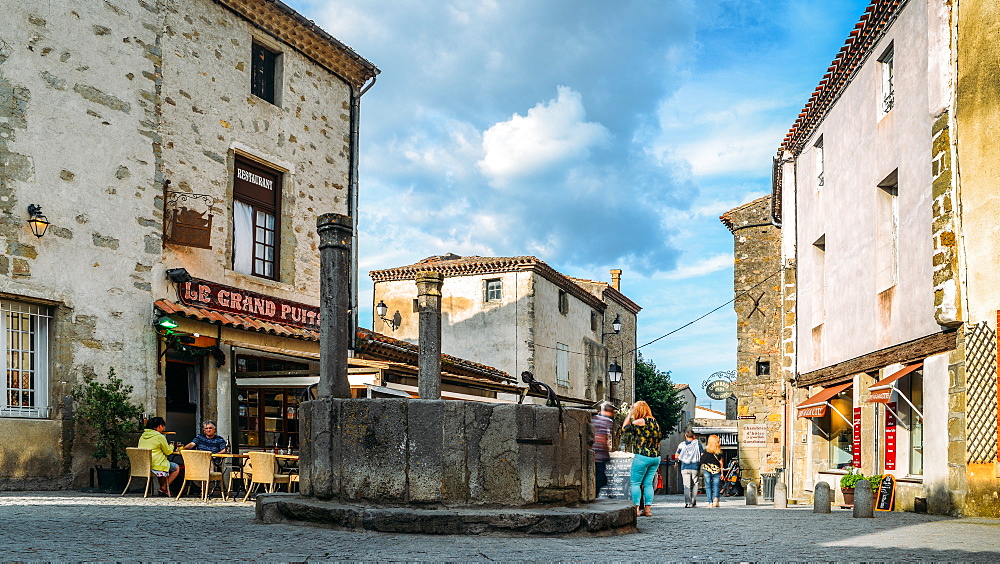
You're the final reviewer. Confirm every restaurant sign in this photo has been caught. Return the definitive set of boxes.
[705,379,733,400]
[177,278,320,330]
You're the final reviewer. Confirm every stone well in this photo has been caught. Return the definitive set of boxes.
[255,398,636,535]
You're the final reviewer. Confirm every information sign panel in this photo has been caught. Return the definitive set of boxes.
[600,453,634,499]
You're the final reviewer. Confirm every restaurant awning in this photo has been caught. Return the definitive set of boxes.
[796,381,853,421]
[867,362,924,421]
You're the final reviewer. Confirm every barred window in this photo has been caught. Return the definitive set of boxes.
[1,300,51,418]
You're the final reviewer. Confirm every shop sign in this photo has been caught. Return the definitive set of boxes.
[796,405,826,418]
[885,401,897,470]
[742,423,767,447]
[705,379,732,400]
[852,407,862,468]
[177,278,320,330]
[866,388,893,403]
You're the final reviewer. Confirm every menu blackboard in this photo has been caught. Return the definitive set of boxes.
[600,453,634,499]
[875,474,895,511]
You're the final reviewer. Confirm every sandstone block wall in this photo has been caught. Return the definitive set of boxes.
[299,399,595,507]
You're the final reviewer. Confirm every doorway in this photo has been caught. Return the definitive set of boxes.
[165,360,200,441]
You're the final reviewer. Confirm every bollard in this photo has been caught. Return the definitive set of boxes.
[746,482,758,505]
[813,481,831,513]
[853,480,874,518]
[774,481,787,508]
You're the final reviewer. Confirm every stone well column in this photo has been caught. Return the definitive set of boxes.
[317,213,353,398]
[416,271,443,400]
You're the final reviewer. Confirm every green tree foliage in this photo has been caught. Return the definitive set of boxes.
[71,368,144,469]
[634,353,686,434]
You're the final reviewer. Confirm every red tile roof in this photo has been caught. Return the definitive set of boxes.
[779,1,903,157]
[370,254,607,312]
[155,299,319,340]
[566,277,642,314]
[354,327,515,384]
[772,0,904,224]
[155,298,515,384]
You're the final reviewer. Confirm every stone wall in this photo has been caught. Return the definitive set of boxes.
[722,196,785,487]
[299,398,595,506]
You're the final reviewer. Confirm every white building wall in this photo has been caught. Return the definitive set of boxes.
[794,4,939,373]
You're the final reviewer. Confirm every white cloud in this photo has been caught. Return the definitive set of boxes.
[478,86,610,183]
[662,254,732,280]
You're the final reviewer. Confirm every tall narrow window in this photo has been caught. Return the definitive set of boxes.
[233,157,281,280]
[1,300,50,419]
[811,235,826,326]
[556,342,569,387]
[879,44,894,114]
[558,290,569,315]
[814,136,825,188]
[485,279,502,302]
[251,42,280,105]
[876,170,899,291]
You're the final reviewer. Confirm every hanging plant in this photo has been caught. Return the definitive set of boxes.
[172,342,226,367]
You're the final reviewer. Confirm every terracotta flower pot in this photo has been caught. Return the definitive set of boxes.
[841,487,855,506]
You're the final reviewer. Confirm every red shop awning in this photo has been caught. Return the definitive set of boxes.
[866,363,922,403]
[796,381,853,418]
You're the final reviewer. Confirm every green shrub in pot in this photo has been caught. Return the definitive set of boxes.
[71,367,144,470]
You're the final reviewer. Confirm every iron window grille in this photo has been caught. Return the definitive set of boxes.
[1,300,51,419]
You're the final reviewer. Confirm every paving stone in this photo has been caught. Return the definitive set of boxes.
[3,491,1000,561]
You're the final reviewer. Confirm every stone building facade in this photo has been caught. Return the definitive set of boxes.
[1,0,377,488]
[370,255,640,406]
[720,196,785,490]
[761,0,1000,516]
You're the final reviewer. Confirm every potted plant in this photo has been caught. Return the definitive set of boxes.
[71,367,144,492]
[839,468,865,506]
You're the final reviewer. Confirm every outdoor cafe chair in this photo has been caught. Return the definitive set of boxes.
[242,452,290,502]
[122,447,156,498]
[176,450,226,501]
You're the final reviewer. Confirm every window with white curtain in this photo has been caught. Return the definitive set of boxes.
[1,300,50,419]
[233,157,281,280]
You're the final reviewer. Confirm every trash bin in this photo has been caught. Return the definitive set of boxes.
[761,472,777,502]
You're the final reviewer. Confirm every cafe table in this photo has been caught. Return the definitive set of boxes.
[275,453,300,492]
[212,453,250,497]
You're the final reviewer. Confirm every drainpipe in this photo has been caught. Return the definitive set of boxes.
[348,76,377,345]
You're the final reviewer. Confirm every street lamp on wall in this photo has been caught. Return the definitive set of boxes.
[608,361,623,384]
[26,204,50,238]
[602,314,622,338]
[375,299,398,331]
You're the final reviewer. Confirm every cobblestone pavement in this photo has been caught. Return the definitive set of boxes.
[3,491,1000,562]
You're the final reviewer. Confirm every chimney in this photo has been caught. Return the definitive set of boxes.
[610,269,622,291]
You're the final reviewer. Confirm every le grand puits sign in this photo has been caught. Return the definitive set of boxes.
[177,279,320,330]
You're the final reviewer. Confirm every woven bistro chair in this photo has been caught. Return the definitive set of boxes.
[242,452,290,502]
[122,448,156,498]
[176,450,226,501]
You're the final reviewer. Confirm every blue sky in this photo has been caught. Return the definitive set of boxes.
[285,0,870,406]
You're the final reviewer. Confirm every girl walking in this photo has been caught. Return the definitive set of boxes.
[701,434,725,507]
[622,400,663,517]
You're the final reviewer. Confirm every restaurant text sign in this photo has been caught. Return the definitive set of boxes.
[852,407,862,468]
[178,278,320,330]
[742,423,767,447]
[885,401,897,470]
